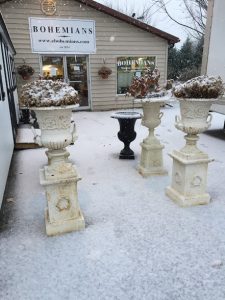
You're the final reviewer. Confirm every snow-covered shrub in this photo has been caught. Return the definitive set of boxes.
[21,80,79,107]
[129,68,161,98]
[174,75,224,99]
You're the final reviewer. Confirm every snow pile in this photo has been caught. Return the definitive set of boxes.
[174,75,224,99]
[21,80,79,107]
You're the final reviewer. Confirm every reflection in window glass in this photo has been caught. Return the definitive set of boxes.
[117,56,156,94]
[42,56,64,80]
[66,56,88,107]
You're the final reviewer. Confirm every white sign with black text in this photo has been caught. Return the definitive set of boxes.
[29,17,96,54]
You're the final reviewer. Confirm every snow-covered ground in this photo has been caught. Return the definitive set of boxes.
[1,103,225,300]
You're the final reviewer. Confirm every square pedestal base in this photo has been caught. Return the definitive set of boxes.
[138,142,167,177]
[138,165,167,177]
[166,186,210,207]
[45,209,85,236]
[119,153,135,160]
[166,150,212,207]
[40,163,85,237]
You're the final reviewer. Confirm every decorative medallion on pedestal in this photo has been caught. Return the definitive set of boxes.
[166,75,224,207]
[21,80,85,236]
[111,111,142,159]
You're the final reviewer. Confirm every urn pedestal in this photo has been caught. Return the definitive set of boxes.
[166,98,217,207]
[111,111,142,159]
[32,105,85,236]
[136,99,167,177]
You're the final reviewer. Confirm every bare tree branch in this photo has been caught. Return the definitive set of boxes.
[152,0,208,39]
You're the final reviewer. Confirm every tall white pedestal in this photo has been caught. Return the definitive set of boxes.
[40,150,85,236]
[138,131,167,176]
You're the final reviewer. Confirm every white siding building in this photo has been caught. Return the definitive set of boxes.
[0,13,19,207]
[202,0,225,115]
[0,0,179,111]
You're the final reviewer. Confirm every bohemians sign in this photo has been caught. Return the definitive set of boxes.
[29,18,96,54]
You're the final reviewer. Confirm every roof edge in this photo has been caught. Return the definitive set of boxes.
[78,0,180,44]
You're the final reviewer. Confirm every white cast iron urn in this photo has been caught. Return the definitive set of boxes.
[166,75,224,207]
[21,80,85,236]
[32,105,85,236]
[135,98,167,177]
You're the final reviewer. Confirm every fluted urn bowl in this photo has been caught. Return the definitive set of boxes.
[32,105,78,149]
[141,100,164,130]
[175,98,218,135]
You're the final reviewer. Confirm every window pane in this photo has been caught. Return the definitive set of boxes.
[67,56,87,82]
[66,56,88,107]
[42,56,64,80]
[117,56,156,94]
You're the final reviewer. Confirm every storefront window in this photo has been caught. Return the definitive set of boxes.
[117,56,156,94]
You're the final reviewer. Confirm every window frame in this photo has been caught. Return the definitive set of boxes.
[116,55,157,96]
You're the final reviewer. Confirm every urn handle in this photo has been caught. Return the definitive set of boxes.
[31,126,42,146]
[70,121,77,143]
[206,113,213,126]
[159,112,164,119]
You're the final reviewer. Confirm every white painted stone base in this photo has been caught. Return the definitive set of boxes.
[138,139,167,177]
[166,149,212,207]
[45,209,85,236]
[166,186,210,207]
[40,151,85,236]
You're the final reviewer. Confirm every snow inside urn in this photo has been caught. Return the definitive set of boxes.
[173,75,224,99]
[21,80,79,107]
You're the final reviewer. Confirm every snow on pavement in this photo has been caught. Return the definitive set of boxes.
[1,103,225,300]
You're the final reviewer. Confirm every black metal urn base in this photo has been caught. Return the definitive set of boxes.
[111,111,142,159]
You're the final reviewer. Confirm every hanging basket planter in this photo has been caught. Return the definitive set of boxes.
[17,64,34,80]
[98,66,112,79]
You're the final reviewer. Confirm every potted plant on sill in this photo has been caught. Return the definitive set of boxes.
[21,80,85,236]
[128,68,170,176]
[17,64,34,80]
[98,65,112,79]
[166,75,224,207]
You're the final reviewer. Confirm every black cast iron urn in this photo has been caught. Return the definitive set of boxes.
[111,111,142,159]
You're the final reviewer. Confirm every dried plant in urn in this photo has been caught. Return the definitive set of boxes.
[129,68,160,98]
[173,75,224,99]
[21,79,79,107]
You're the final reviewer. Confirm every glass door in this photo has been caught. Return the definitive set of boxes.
[66,56,89,108]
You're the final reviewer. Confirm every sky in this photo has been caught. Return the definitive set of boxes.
[95,0,191,47]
